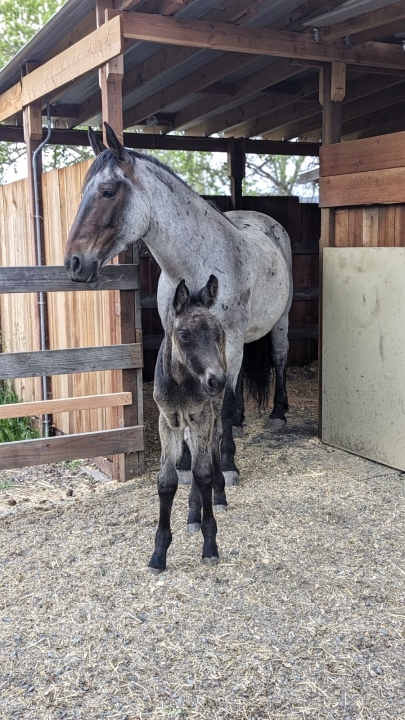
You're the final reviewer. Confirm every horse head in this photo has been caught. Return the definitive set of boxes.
[170,275,226,396]
[64,123,150,283]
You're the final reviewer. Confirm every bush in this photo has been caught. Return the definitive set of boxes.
[0,382,40,442]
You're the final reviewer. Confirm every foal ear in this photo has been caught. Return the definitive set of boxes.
[88,127,106,156]
[104,122,131,163]
[173,279,190,314]
[200,274,218,308]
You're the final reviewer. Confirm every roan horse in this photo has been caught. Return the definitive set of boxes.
[149,274,227,573]
[64,124,293,486]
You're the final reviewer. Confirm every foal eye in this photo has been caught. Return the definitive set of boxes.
[178,330,190,343]
[103,189,116,198]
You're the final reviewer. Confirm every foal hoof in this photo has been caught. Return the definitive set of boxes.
[202,556,219,566]
[232,425,244,439]
[187,523,201,534]
[214,504,227,513]
[177,470,192,485]
[223,470,239,487]
[148,565,165,575]
[265,417,286,433]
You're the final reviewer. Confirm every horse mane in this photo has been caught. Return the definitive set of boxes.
[84,148,235,226]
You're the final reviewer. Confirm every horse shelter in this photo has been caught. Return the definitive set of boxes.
[1,0,405,479]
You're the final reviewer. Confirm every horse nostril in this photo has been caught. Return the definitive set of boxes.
[207,374,226,393]
[71,254,82,274]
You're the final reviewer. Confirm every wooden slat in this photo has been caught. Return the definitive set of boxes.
[0,392,132,419]
[122,13,405,71]
[320,130,405,177]
[320,0,405,41]
[0,265,139,293]
[0,343,142,379]
[0,426,144,471]
[320,166,405,207]
[21,16,123,107]
[0,81,22,123]
[140,288,319,309]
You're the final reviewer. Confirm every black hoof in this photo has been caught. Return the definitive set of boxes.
[187,522,201,534]
[223,470,239,486]
[265,417,286,432]
[148,565,165,575]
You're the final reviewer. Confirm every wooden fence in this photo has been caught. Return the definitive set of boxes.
[141,195,320,380]
[0,161,144,479]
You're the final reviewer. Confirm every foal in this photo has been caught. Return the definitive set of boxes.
[149,275,228,574]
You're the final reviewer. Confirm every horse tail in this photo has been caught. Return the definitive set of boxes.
[242,331,273,410]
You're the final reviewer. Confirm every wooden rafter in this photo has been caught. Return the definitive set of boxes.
[320,0,405,41]
[0,16,123,123]
[122,12,405,70]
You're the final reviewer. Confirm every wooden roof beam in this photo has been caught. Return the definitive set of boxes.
[122,12,405,70]
[183,73,320,137]
[320,0,405,41]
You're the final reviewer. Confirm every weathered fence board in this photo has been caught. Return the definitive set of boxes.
[0,265,139,293]
[0,343,142,379]
[0,392,132,420]
[0,426,144,471]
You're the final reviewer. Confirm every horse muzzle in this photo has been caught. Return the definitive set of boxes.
[64,254,99,283]
[202,371,226,396]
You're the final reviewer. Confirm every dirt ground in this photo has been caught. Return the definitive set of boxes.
[0,367,404,720]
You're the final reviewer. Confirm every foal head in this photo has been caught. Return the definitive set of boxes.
[171,275,226,396]
[64,124,150,283]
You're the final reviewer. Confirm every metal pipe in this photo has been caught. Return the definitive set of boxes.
[32,97,52,438]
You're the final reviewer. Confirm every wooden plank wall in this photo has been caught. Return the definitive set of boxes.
[0,162,120,436]
[41,160,118,435]
[334,205,405,248]
[0,178,41,404]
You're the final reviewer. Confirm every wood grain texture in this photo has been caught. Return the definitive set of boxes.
[0,426,144,471]
[21,16,123,105]
[123,13,405,70]
[0,265,139,293]
[320,166,405,207]
[320,130,405,177]
[0,344,142,379]
[0,392,132,419]
[0,81,22,123]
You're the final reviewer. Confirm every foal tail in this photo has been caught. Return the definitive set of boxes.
[242,331,273,410]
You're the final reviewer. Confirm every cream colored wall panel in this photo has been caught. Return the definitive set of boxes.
[323,247,405,471]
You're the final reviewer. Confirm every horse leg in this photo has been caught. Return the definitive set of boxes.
[148,414,182,574]
[221,384,239,486]
[193,452,219,565]
[266,313,289,432]
[177,441,192,485]
[212,410,227,511]
[187,475,202,533]
[232,368,244,439]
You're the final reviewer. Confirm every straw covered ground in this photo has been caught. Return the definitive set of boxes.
[0,367,404,720]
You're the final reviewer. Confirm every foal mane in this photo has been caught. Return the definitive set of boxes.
[84,148,235,226]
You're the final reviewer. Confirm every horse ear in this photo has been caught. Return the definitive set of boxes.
[104,122,130,163]
[200,274,218,308]
[88,127,106,156]
[173,279,190,314]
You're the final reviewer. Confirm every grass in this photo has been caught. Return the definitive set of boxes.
[0,382,40,443]
[0,479,15,491]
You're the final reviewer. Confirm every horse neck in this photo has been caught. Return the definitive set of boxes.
[137,160,224,282]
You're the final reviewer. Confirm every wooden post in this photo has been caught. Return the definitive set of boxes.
[227,138,245,210]
[319,62,344,438]
[22,62,52,425]
[97,0,143,479]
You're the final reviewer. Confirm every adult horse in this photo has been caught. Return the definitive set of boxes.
[64,124,293,486]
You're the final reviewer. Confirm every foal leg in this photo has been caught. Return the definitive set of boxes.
[266,312,289,432]
[193,453,219,565]
[212,410,227,512]
[148,415,182,574]
[221,384,239,486]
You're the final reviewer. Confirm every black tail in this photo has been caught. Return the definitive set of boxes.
[242,331,273,410]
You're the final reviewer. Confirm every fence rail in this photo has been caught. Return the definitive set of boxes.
[0,265,139,293]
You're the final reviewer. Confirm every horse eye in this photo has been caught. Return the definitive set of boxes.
[103,189,116,198]
[178,330,190,343]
